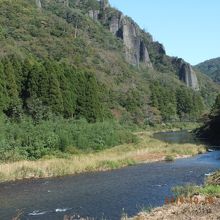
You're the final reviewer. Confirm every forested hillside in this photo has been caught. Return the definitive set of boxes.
[196,57,220,84]
[0,0,219,123]
[197,94,220,145]
[0,0,219,160]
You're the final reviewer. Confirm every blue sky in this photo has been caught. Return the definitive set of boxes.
[108,0,220,65]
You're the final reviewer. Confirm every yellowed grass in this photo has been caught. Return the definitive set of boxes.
[0,131,206,182]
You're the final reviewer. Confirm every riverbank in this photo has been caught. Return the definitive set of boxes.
[129,198,220,220]
[0,130,206,183]
[129,171,220,220]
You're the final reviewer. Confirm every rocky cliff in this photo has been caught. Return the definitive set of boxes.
[173,58,199,90]
[37,0,199,90]
[86,0,199,89]
[35,0,42,8]
[88,0,152,68]
[109,14,152,67]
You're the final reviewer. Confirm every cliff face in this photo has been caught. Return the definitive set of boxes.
[37,0,199,90]
[86,1,152,68]
[110,15,152,67]
[36,0,42,8]
[173,58,199,90]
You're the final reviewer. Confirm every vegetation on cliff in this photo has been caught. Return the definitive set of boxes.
[0,0,219,162]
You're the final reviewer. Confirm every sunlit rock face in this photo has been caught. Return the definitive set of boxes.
[180,63,199,90]
[107,14,152,67]
[174,58,199,90]
[88,10,99,21]
[83,1,152,68]
[36,0,42,9]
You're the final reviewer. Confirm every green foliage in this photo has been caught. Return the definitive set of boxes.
[197,94,220,144]
[196,57,220,83]
[0,0,217,127]
[199,185,220,196]
[150,82,204,122]
[165,155,175,162]
[172,184,199,197]
[0,56,110,122]
[211,94,220,114]
[172,183,220,197]
[0,117,137,161]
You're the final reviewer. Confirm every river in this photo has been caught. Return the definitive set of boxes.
[0,131,219,220]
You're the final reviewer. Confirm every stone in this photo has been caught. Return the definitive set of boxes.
[88,10,94,19]
[174,58,199,90]
[109,15,120,35]
[36,0,42,9]
[88,10,99,21]
[140,41,152,67]
[100,0,109,10]
[122,18,140,66]
[93,10,99,21]
[180,63,199,90]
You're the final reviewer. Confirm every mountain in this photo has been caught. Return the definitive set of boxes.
[196,57,220,83]
[0,0,219,124]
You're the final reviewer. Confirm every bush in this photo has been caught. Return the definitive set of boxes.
[165,155,175,162]
[0,117,138,161]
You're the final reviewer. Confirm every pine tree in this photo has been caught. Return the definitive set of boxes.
[58,64,76,117]
[2,58,19,100]
[211,94,220,115]
[26,62,42,98]
[44,61,64,114]
[76,71,103,122]
[2,58,21,118]
[0,62,8,110]
[8,55,23,94]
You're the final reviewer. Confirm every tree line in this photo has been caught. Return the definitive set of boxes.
[150,82,204,122]
[0,55,109,122]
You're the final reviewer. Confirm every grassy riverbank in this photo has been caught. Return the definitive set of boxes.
[0,130,205,183]
[129,171,220,220]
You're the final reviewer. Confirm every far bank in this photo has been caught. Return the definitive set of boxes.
[0,128,205,183]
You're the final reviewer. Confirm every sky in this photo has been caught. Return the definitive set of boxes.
[108,0,220,65]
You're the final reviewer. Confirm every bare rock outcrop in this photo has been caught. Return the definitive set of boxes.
[107,14,152,67]
[100,0,110,10]
[88,10,99,21]
[173,58,199,90]
[36,0,42,9]
[85,2,152,68]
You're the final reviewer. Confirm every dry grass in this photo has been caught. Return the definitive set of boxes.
[0,131,206,183]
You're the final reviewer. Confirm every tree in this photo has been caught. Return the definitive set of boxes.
[58,64,76,117]
[0,62,8,110]
[2,58,21,118]
[76,71,103,122]
[211,94,220,115]
[44,61,64,114]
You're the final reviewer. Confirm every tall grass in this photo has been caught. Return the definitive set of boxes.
[0,131,206,182]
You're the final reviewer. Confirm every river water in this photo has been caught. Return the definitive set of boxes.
[0,131,220,220]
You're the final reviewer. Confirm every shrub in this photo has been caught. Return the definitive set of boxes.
[165,155,175,162]
[0,117,138,161]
